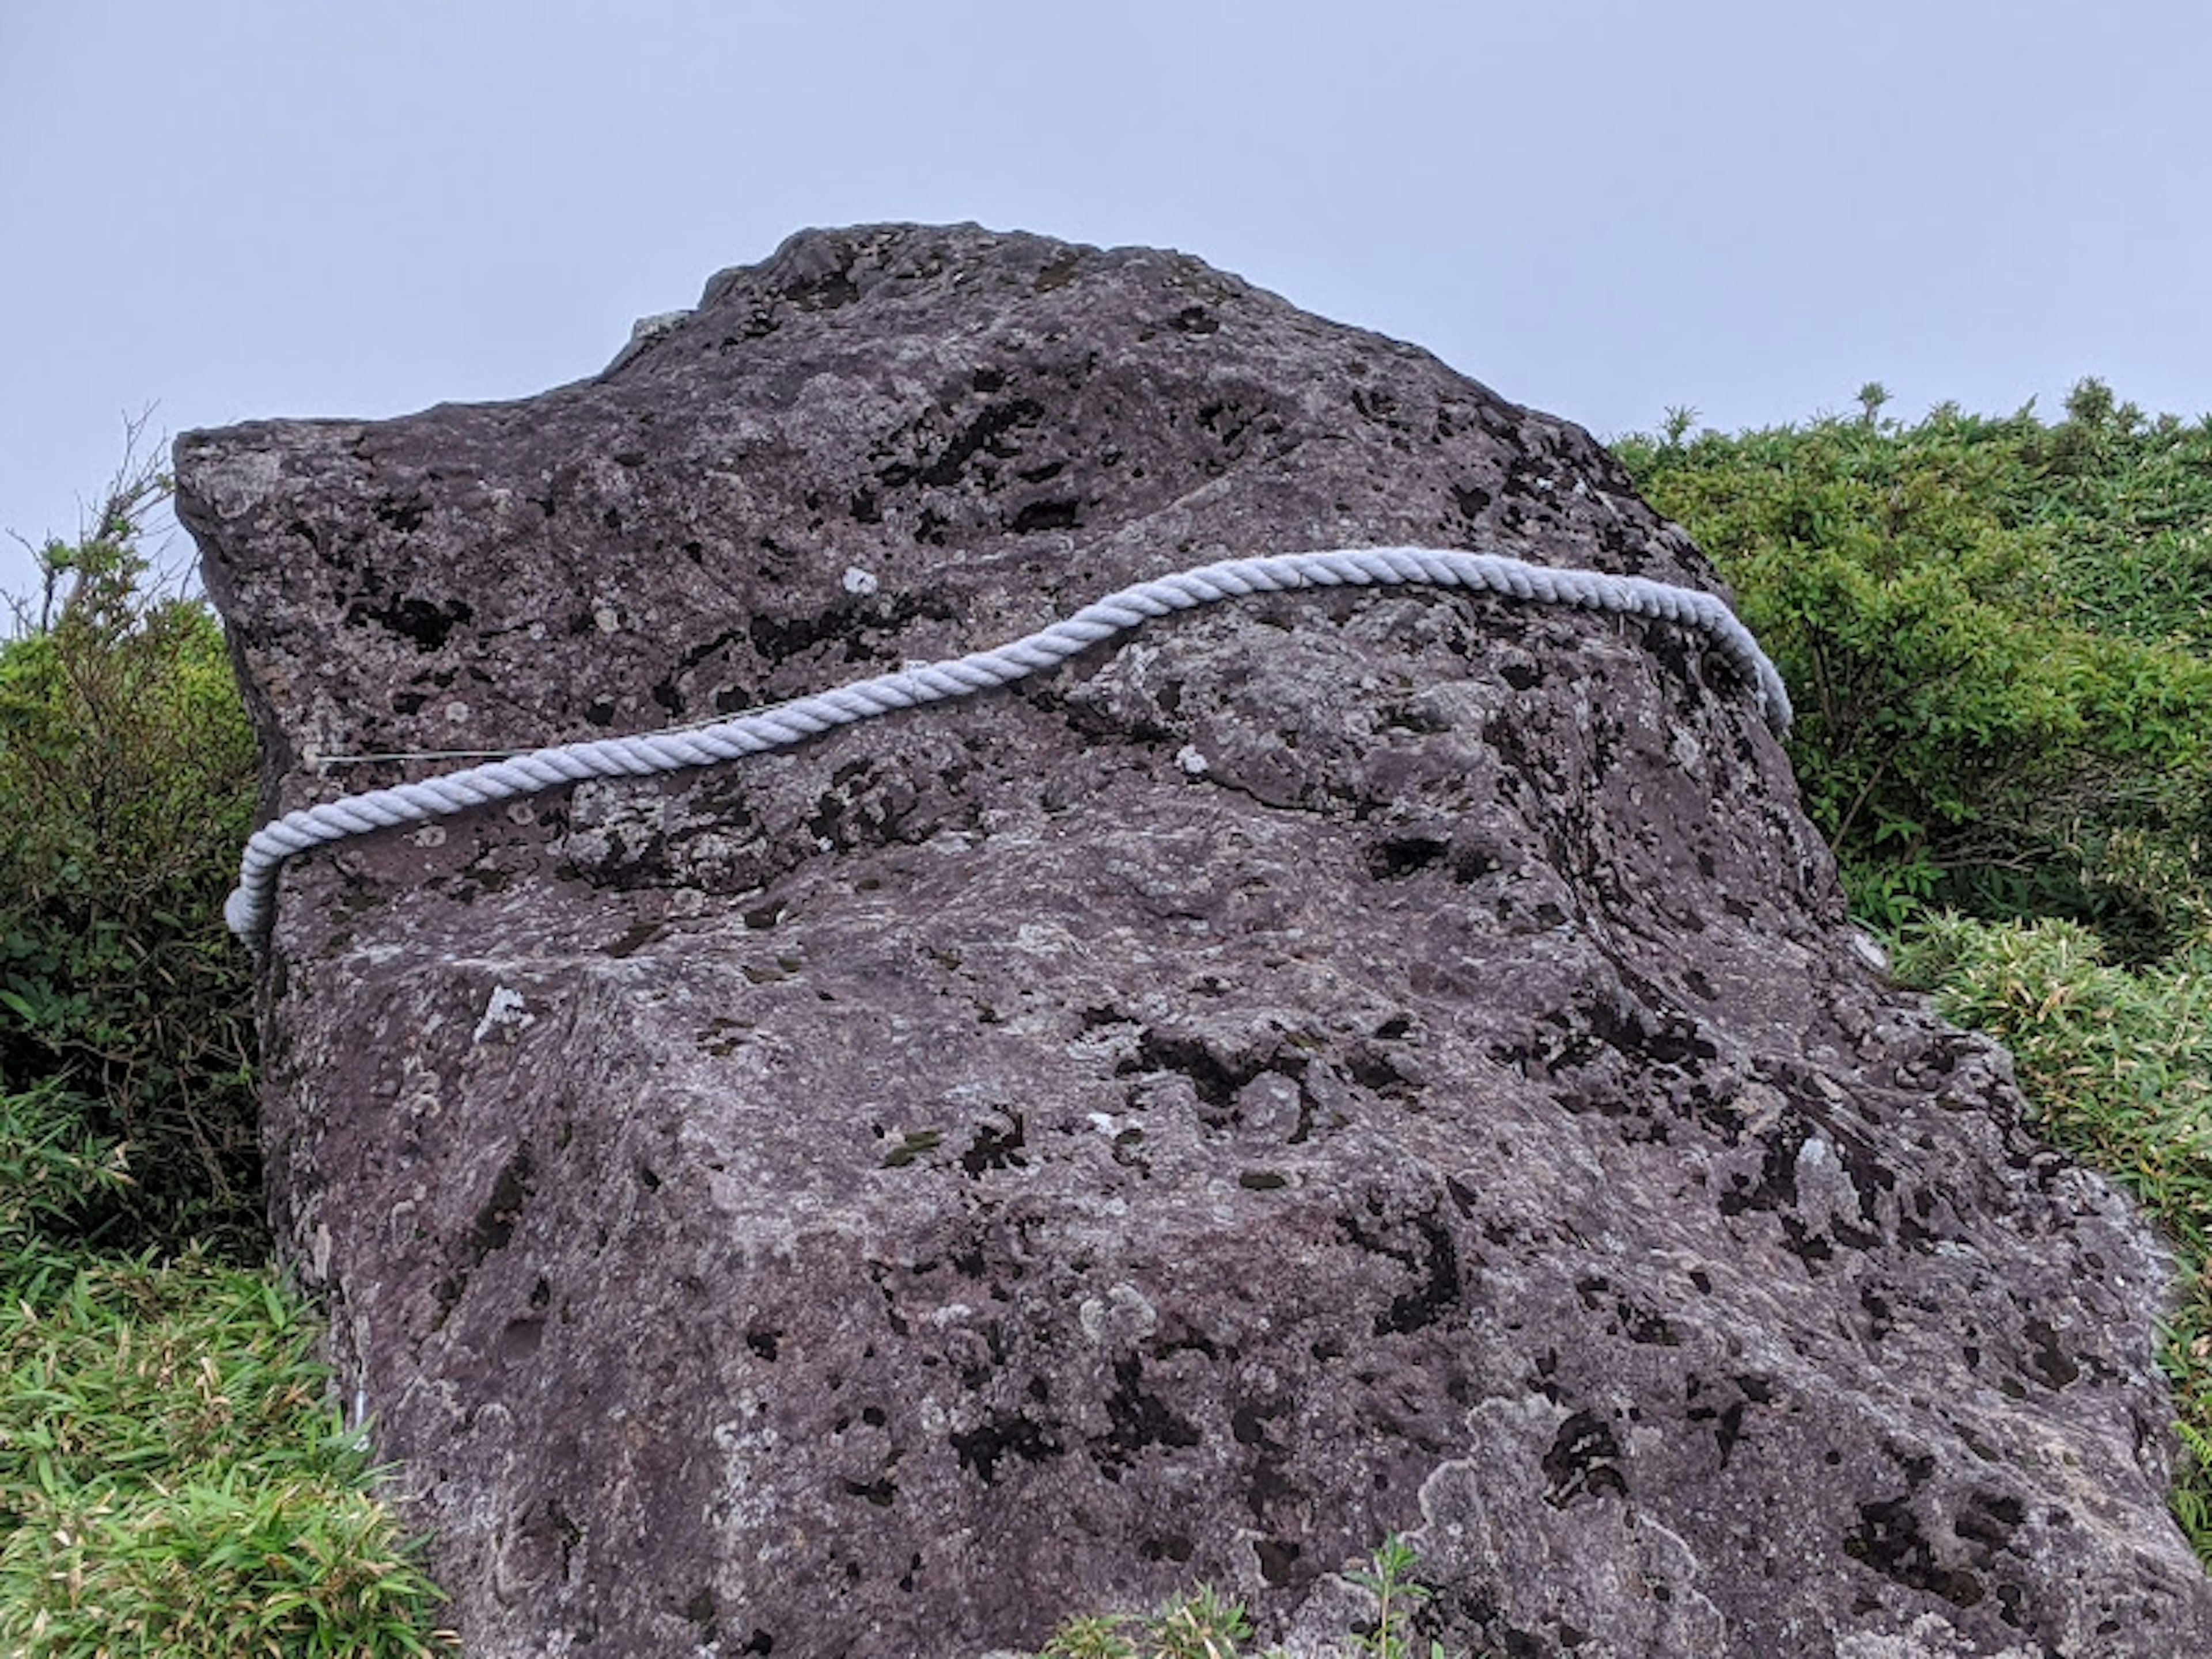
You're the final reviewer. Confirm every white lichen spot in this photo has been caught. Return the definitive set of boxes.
[1176,744,1209,777]
[1834,1611,2017,1659]
[473,984,536,1044]
[445,700,471,726]
[1105,1282,1158,1338]
[412,824,447,849]
[711,1414,779,1456]
[1078,1296,1108,1343]
[507,801,536,825]
[206,449,284,517]
[1080,1282,1160,1344]
[842,565,880,597]
[593,605,622,634]
[1013,922,1071,956]
[1849,929,1891,974]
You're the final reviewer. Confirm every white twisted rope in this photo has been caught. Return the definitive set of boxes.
[225,546,1791,945]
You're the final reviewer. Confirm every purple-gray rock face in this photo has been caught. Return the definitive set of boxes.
[175,225,2211,1658]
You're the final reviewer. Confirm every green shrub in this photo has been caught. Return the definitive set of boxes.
[1614,386,2212,953]
[0,480,262,1253]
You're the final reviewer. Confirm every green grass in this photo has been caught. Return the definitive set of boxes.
[1034,1536,1459,1658]
[0,1242,454,1657]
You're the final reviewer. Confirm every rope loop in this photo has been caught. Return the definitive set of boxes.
[225,545,1791,947]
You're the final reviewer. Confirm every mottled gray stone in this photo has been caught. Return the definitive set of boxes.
[174,224,2212,1658]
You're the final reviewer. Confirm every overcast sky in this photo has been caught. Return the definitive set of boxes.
[4,0,2207,602]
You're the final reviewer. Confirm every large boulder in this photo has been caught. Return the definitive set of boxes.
[175,224,2211,1658]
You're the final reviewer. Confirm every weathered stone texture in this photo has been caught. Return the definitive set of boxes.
[175,225,2212,1658]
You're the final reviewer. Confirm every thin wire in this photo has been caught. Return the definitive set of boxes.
[317,749,533,767]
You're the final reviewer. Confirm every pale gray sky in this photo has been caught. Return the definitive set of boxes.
[4,0,2207,601]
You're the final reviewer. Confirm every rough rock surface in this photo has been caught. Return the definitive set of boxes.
[175,225,2212,1658]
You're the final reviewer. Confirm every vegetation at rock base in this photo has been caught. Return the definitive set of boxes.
[2,381,2209,1654]
[1036,1536,1456,1657]
[1886,911,2212,1548]
[0,457,459,1656]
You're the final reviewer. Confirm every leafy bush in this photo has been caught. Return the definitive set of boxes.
[0,476,262,1253]
[0,1081,131,1264]
[1614,385,2212,953]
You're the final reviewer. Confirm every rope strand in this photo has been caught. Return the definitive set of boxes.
[226,546,1791,946]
